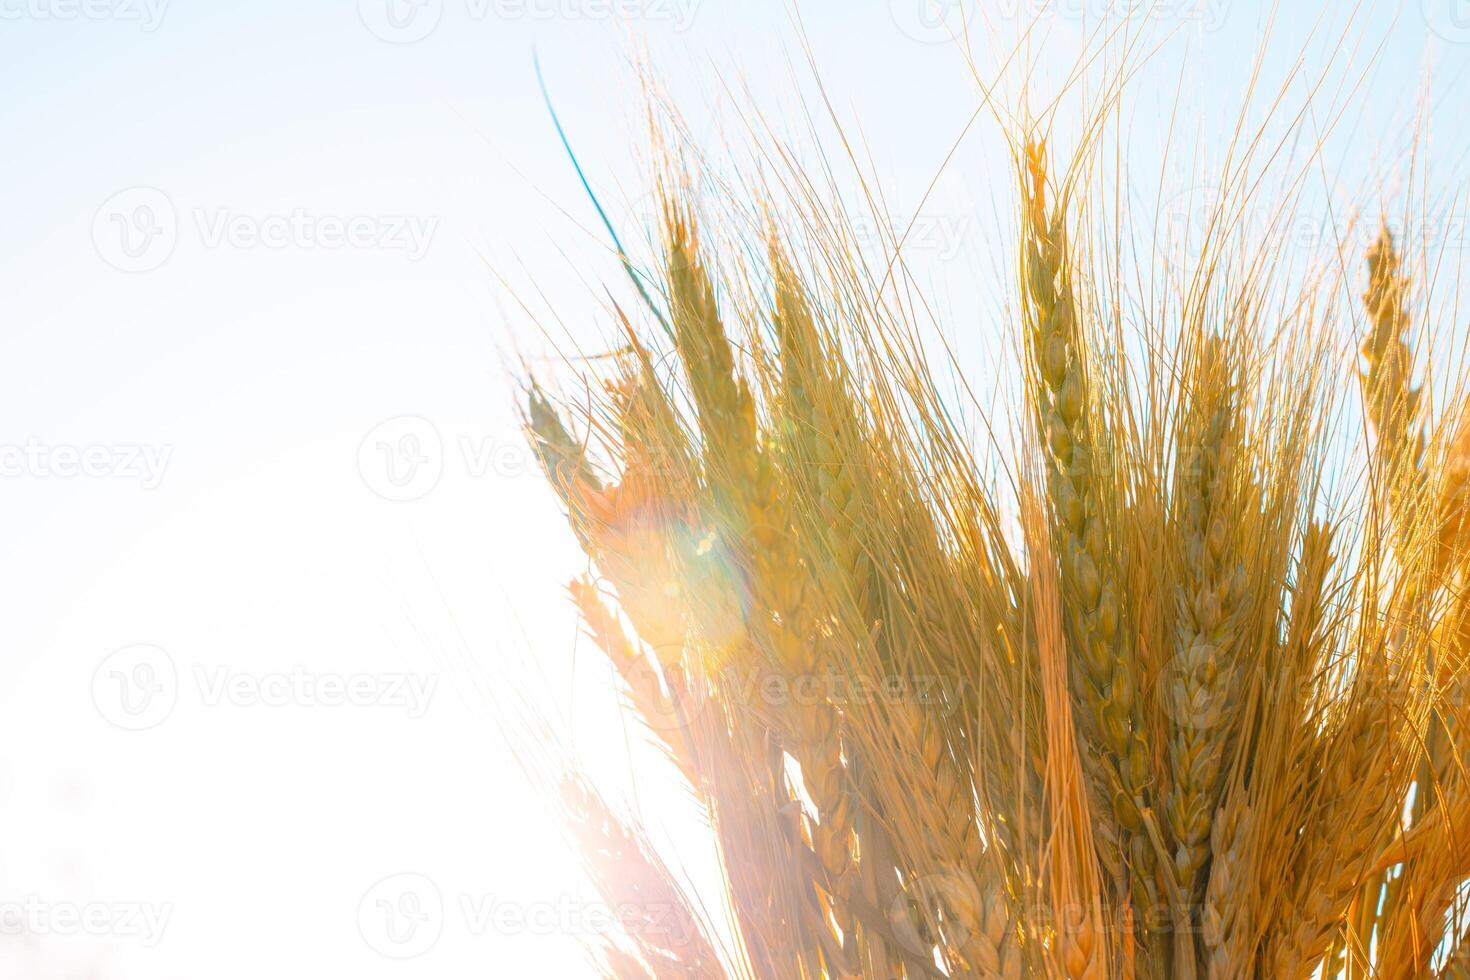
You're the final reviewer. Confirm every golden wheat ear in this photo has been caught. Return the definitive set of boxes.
[1360,228,1425,480]
[1021,141,1155,920]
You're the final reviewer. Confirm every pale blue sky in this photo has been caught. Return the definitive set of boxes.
[2,2,1468,977]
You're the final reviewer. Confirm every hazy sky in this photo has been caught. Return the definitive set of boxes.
[3,1,1468,977]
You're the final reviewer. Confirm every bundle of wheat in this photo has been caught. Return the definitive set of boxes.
[518,69,1470,980]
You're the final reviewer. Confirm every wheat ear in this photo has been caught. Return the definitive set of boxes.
[664,202,858,972]
[1360,227,1425,493]
[1203,518,1334,979]
[1165,335,1250,898]
[562,777,724,978]
[1022,141,1152,909]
